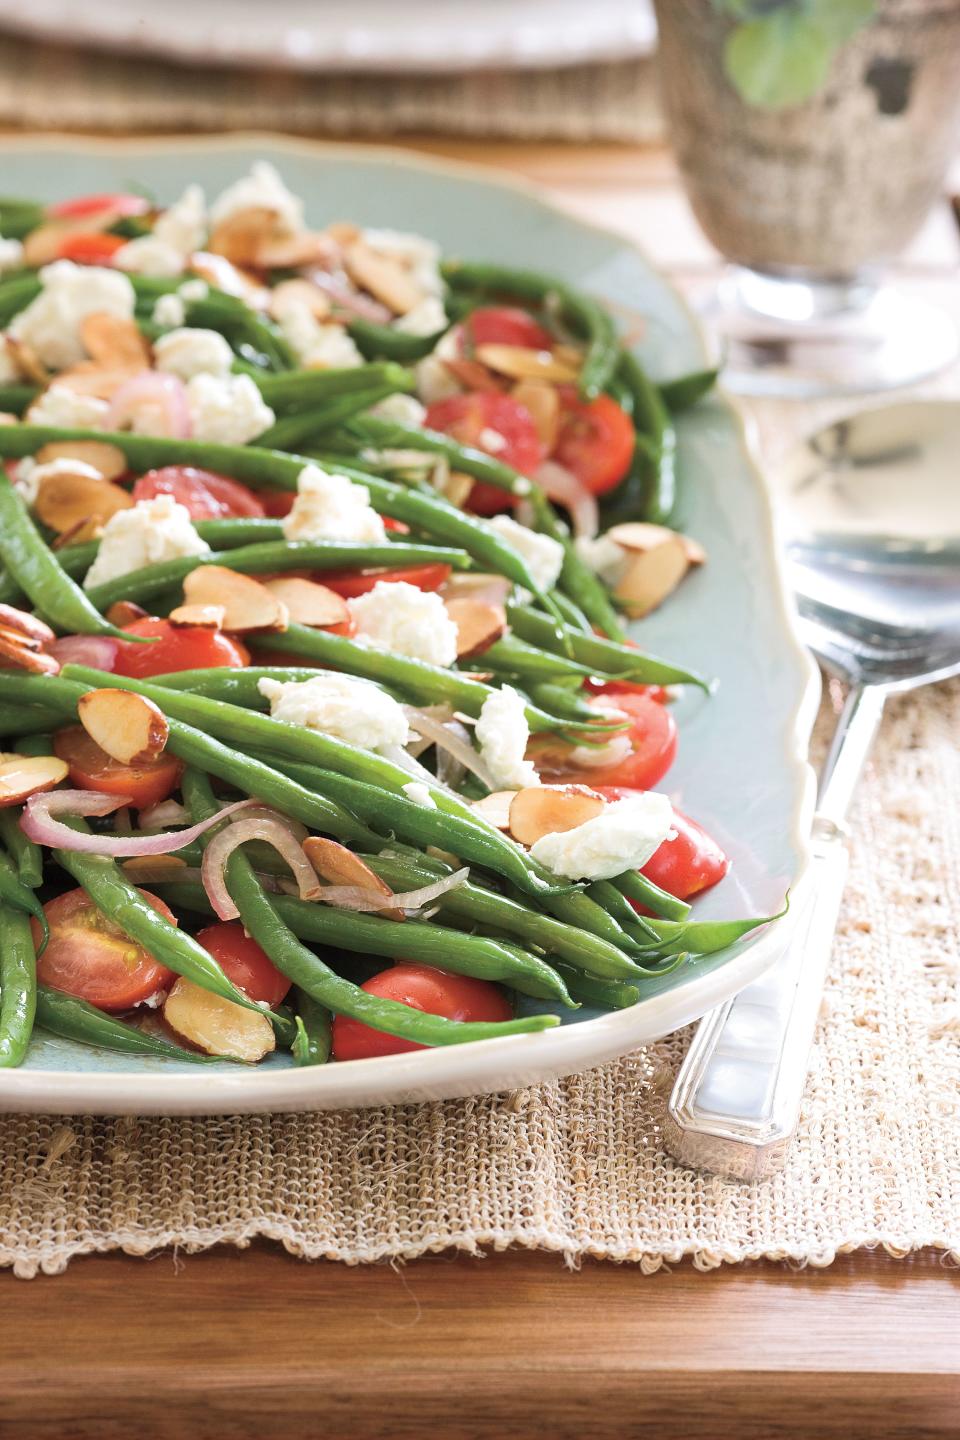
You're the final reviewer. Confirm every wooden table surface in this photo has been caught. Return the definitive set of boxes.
[1,135,959,1440]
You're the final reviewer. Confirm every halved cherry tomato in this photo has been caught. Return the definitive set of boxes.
[133,467,266,520]
[320,562,452,600]
[195,921,291,1008]
[54,232,127,266]
[54,725,183,812]
[532,692,677,791]
[112,617,250,680]
[553,388,635,497]
[331,963,513,1061]
[32,885,176,1012]
[592,792,730,902]
[463,306,554,353]
[584,678,670,703]
[425,392,544,516]
[48,192,150,221]
[259,491,295,518]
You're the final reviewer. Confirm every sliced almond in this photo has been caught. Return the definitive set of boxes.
[512,379,560,449]
[508,784,605,847]
[80,313,151,371]
[121,855,189,884]
[0,605,55,647]
[34,467,134,536]
[441,572,513,610]
[475,344,580,384]
[443,357,503,393]
[254,232,339,269]
[261,577,350,630]
[208,206,289,267]
[182,566,289,633]
[78,688,169,765]
[106,600,148,628]
[344,240,422,316]
[53,364,140,401]
[4,337,50,386]
[303,836,405,922]
[22,224,75,269]
[470,790,517,831]
[324,222,361,248]
[0,633,60,675]
[444,597,507,659]
[169,603,226,631]
[35,439,127,482]
[605,521,706,567]
[269,278,332,323]
[52,517,106,550]
[0,754,68,807]
[163,977,276,1063]
[611,534,691,618]
[439,469,476,508]
[189,251,269,307]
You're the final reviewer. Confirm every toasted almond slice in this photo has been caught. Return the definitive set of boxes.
[344,240,422,316]
[508,784,605,847]
[34,468,134,536]
[182,566,289,633]
[444,597,508,659]
[611,533,691,618]
[52,517,106,550]
[443,356,503,393]
[78,688,169,766]
[169,603,226,631]
[254,232,339,269]
[0,604,55,647]
[189,251,269,307]
[511,379,560,450]
[163,977,276,1063]
[0,624,41,654]
[106,600,148,628]
[261,577,350,629]
[324,222,362,248]
[35,439,127,481]
[121,855,189,884]
[269,278,332,322]
[553,343,585,369]
[475,344,580,383]
[22,224,72,269]
[0,633,60,675]
[605,521,706,566]
[5,337,50,385]
[53,364,141,400]
[80,312,151,370]
[0,754,69,807]
[208,206,288,266]
[470,790,517,831]
[303,836,405,922]
[439,469,475,508]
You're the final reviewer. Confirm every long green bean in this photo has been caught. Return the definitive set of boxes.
[0,895,36,1066]
[35,986,219,1062]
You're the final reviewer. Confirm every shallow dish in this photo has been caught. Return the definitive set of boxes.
[0,135,818,1114]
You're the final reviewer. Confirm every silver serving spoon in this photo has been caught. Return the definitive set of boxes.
[664,401,960,1181]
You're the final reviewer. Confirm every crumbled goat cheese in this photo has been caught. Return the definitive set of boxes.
[574,534,629,588]
[489,514,565,592]
[362,228,443,296]
[185,373,275,445]
[282,465,386,545]
[11,457,39,505]
[83,495,210,590]
[258,674,410,754]
[474,685,540,791]
[414,353,460,405]
[395,296,447,337]
[274,303,364,370]
[115,186,206,276]
[152,292,186,328]
[154,327,234,381]
[402,781,437,809]
[530,792,674,882]
[26,384,110,430]
[179,278,209,303]
[114,235,185,278]
[0,236,23,274]
[210,162,304,234]
[8,260,135,371]
[348,581,459,668]
[369,393,427,427]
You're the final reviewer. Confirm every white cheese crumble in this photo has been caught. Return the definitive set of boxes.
[362,228,443,297]
[26,383,110,430]
[154,184,207,256]
[210,161,304,235]
[185,372,275,445]
[274,302,364,370]
[414,353,460,405]
[474,684,540,791]
[348,580,459,668]
[152,292,186,329]
[19,456,104,508]
[402,780,437,809]
[179,278,209,303]
[369,393,427,427]
[489,514,565,592]
[282,465,386,545]
[154,327,234,381]
[530,792,674,882]
[8,260,135,371]
[83,495,210,591]
[574,534,629,588]
[114,235,185,278]
[0,335,19,384]
[258,674,410,754]
[11,458,39,505]
[394,296,447,337]
[0,236,24,274]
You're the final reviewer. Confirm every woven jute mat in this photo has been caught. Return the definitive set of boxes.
[1,679,957,1279]
[0,33,661,142]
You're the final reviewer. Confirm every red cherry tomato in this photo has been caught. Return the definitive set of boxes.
[331,963,513,1061]
[194,921,291,1008]
[320,562,452,600]
[463,306,554,353]
[48,192,150,221]
[591,794,729,902]
[534,692,677,790]
[111,617,250,680]
[54,725,183,811]
[259,490,295,518]
[54,232,127,266]
[132,467,266,520]
[32,886,176,1012]
[425,392,544,516]
[553,388,635,497]
[584,678,670,704]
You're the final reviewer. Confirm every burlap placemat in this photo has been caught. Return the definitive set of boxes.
[1,677,957,1279]
[0,33,661,142]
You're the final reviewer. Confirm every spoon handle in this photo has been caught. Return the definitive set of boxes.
[663,681,886,1181]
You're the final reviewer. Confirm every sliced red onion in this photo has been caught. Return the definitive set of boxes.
[108,371,191,439]
[312,866,469,917]
[201,813,322,921]
[48,635,119,672]
[22,791,256,856]
[403,707,496,792]
[303,267,393,324]
[536,459,598,540]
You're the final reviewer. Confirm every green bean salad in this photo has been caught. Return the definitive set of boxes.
[0,165,762,1069]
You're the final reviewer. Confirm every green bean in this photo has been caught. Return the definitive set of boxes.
[473,635,605,683]
[642,910,782,956]
[553,966,639,1010]
[506,603,710,691]
[258,382,410,451]
[523,682,602,725]
[533,884,651,959]
[13,731,55,756]
[0,702,60,735]
[659,367,719,415]
[35,986,219,1062]
[347,319,447,363]
[347,414,532,501]
[291,988,331,1065]
[256,363,414,412]
[614,868,691,922]
[602,350,678,528]
[0,199,45,239]
[0,478,139,640]
[441,260,619,399]
[133,279,296,371]
[0,897,36,1067]
[0,384,37,415]
[526,488,627,642]
[551,590,593,633]
[0,846,48,946]
[152,665,381,710]
[0,274,40,327]
[586,878,660,941]
[0,808,43,888]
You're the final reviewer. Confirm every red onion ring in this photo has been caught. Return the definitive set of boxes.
[48,635,119,672]
[201,813,322,921]
[403,707,495,792]
[307,866,469,917]
[21,791,256,856]
[108,371,191,439]
[535,459,598,540]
